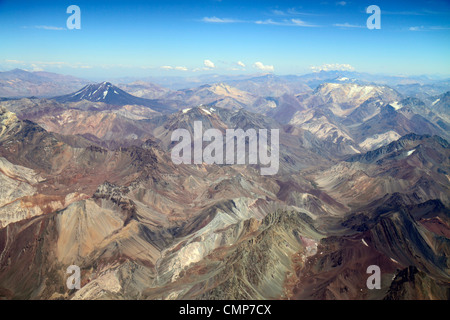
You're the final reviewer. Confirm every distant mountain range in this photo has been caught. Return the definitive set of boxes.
[0,68,89,97]
[1,71,448,157]
[2,68,449,98]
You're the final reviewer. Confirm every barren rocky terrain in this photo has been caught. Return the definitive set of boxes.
[0,71,449,300]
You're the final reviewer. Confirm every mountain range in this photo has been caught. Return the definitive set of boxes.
[0,69,449,300]
[0,68,89,97]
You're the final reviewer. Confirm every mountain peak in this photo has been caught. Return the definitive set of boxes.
[67,82,120,102]
[52,82,174,114]
[53,81,125,103]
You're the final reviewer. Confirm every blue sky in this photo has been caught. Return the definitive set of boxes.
[0,0,449,79]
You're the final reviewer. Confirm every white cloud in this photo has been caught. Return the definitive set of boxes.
[30,64,44,72]
[287,8,319,16]
[200,14,320,27]
[253,62,274,72]
[255,19,279,25]
[255,18,317,27]
[33,25,65,30]
[202,17,241,23]
[160,65,188,71]
[3,60,92,70]
[333,22,365,28]
[237,61,246,68]
[408,25,450,31]
[336,1,347,6]
[310,63,355,72]
[291,19,318,27]
[429,26,450,30]
[5,59,24,64]
[204,59,215,69]
[272,8,319,16]
[383,11,429,16]
[33,61,66,67]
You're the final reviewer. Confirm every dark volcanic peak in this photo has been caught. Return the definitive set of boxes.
[54,82,129,104]
[72,82,116,102]
[52,82,174,113]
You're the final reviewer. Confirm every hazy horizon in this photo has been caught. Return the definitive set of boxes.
[1,0,449,78]
[3,67,450,84]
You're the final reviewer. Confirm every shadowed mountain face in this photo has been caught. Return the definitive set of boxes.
[0,73,449,300]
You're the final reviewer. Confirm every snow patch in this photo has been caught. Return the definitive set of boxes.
[201,108,211,115]
[432,98,440,106]
[390,257,399,264]
[406,149,415,156]
[390,101,402,110]
[359,131,401,151]
[182,108,191,114]
[349,146,360,154]
[361,239,369,247]
[72,89,83,97]
[362,109,381,122]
